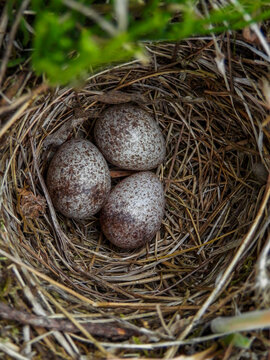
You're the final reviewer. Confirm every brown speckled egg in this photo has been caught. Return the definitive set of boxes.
[94,104,166,170]
[46,139,111,219]
[100,171,165,249]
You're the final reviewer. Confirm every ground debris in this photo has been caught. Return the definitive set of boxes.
[18,188,46,218]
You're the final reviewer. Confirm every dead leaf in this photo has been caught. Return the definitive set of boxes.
[110,170,135,178]
[18,188,46,218]
[43,117,86,149]
[0,73,26,106]
[91,90,146,104]
[170,316,193,336]
[242,27,259,44]
[252,163,269,184]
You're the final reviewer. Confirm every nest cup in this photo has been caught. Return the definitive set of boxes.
[1,39,270,358]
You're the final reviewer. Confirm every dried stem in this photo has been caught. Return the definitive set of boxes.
[0,0,30,86]
[0,302,136,340]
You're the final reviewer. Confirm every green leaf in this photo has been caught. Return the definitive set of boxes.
[7,57,25,68]
[223,333,253,349]
[132,336,142,344]
[30,0,270,85]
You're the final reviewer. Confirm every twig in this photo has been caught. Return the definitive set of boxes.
[0,0,30,87]
[0,302,136,340]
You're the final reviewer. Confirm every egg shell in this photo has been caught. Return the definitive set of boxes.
[100,171,165,249]
[46,139,111,219]
[94,104,166,170]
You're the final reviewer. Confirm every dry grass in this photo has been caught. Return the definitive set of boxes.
[0,35,270,359]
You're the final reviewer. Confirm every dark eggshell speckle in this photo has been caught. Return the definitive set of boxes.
[100,171,165,249]
[94,104,166,170]
[46,139,111,219]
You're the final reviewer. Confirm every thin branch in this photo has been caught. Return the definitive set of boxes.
[0,302,137,340]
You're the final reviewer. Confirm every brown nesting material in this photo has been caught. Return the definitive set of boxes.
[0,37,269,359]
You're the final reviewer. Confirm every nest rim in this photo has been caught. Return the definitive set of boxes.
[1,36,270,359]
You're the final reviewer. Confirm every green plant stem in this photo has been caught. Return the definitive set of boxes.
[61,0,117,36]
[211,308,270,333]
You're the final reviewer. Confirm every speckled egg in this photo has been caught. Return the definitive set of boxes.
[100,171,165,249]
[46,139,111,219]
[94,104,166,170]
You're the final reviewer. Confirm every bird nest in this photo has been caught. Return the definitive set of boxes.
[1,37,270,359]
